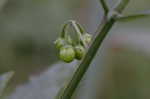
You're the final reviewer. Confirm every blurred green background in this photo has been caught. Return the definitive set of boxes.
[0,0,149,99]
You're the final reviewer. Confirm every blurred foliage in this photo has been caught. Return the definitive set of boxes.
[0,0,82,93]
[95,46,150,99]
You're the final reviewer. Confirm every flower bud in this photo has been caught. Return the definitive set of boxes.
[59,45,75,63]
[82,33,92,44]
[54,38,66,49]
[75,45,85,60]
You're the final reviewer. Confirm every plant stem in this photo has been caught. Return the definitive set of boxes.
[58,0,130,99]
[71,21,87,47]
[99,0,109,15]
[114,0,130,13]
[117,11,150,22]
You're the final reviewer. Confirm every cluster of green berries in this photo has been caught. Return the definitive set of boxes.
[54,33,92,63]
[54,20,92,63]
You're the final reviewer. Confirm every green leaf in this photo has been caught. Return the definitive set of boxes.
[117,11,150,22]
[0,71,14,96]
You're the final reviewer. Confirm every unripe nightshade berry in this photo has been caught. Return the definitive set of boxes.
[75,45,85,60]
[59,45,75,63]
[54,38,66,49]
[82,33,92,44]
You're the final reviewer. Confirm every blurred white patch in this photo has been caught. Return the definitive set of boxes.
[7,61,78,99]
[0,71,14,96]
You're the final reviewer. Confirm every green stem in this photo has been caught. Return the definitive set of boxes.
[99,0,109,15]
[117,11,150,22]
[58,0,130,99]
[71,21,87,47]
[60,20,86,46]
[114,0,130,13]
[61,23,69,38]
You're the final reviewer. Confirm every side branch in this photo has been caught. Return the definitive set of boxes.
[99,0,109,15]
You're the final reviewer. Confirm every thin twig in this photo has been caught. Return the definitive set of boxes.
[117,10,150,22]
[114,0,130,13]
[99,0,109,15]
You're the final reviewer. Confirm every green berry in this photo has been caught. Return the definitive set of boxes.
[59,45,75,63]
[75,45,85,60]
[54,38,66,49]
[82,33,92,44]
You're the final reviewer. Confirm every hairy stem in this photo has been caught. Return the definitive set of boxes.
[57,0,130,99]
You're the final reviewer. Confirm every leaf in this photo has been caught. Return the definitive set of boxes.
[0,71,14,96]
[117,11,150,22]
